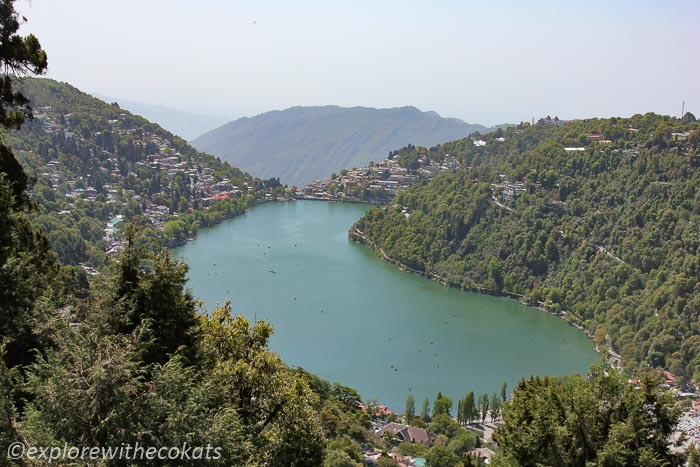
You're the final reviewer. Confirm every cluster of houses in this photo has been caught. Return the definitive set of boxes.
[300,156,458,203]
[32,106,252,256]
[657,371,700,451]
[490,176,529,203]
[367,419,496,466]
[471,134,506,147]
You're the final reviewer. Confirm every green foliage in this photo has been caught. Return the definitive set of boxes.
[325,435,364,465]
[0,0,47,130]
[432,391,452,417]
[0,177,60,368]
[22,324,156,447]
[20,297,327,465]
[493,366,684,466]
[489,393,501,421]
[107,225,199,365]
[405,393,415,423]
[688,443,700,466]
[375,454,400,467]
[354,114,700,377]
[0,0,63,374]
[319,398,370,443]
[447,431,478,456]
[397,440,429,457]
[478,393,489,424]
[199,303,325,465]
[426,444,460,467]
[0,351,20,464]
[323,448,364,467]
[421,398,431,421]
[429,413,463,439]
[458,391,478,426]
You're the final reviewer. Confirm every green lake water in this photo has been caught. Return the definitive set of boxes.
[174,200,599,411]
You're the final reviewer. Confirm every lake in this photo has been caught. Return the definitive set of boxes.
[174,200,599,412]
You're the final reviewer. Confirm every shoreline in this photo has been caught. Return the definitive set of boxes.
[292,193,390,205]
[164,197,280,249]
[167,196,380,249]
[349,226,608,364]
[167,199,611,368]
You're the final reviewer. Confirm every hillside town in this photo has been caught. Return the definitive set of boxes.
[298,154,459,204]
[25,105,273,257]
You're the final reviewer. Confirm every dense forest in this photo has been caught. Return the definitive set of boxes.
[353,113,700,382]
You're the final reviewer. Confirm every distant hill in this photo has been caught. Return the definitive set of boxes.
[191,106,492,187]
[91,93,230,141]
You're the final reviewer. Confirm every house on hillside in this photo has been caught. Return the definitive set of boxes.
[470,447,496,464]
[537,115,565,126]
[377,422,437,446]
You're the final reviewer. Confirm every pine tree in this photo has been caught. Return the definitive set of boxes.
[490,393,501,421]
[107,223,199,366]
[478,393,489,424]
[404,394,415,424]
[0,0,53,371]
[421,398,430,421]
[463,391,476,424]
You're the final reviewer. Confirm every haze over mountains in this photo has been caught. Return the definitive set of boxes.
[192,105,496,187]
[91,93,230,141]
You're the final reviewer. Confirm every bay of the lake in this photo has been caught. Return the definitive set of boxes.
[174,200,599,411]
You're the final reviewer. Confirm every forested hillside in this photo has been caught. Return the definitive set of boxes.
[353,114,700,381]
[192,105,490,187]
[8,78,284,266]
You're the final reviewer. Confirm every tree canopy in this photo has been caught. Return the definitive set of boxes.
[493,366,684,466]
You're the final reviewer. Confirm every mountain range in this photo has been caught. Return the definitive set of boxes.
[192,105,498,187]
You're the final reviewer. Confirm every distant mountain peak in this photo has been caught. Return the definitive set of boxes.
[192,105,491,187]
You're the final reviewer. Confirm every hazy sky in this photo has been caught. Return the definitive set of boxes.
[19,0,700,126]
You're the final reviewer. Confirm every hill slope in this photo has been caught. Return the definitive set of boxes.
[191,105,489,187]
[8,78,278,266]
[91,93,229,141]
[352,115,700,380]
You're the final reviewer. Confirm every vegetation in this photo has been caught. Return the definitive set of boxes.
[493,366,684,466]
[3,212,374,465]
[0,2,694,465]
[353,114,700,380]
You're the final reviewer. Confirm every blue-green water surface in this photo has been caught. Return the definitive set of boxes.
[174,200,599,411]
